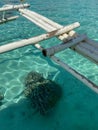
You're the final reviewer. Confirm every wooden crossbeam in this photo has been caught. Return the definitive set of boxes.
[42,35,86,57]
[72,41,98,64]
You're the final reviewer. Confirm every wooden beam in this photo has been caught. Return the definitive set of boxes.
[0,22,80,53]
[0,4,30,12]
[51,56,98,93]
[72,42,98,64]
[42,35,86,57]
[86,38,98,48]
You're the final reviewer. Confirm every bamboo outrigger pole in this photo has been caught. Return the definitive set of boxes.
[19,9,78,42]
[0,22,80,53]
[0,4,30,12]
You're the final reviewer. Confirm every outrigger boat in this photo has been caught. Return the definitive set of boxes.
[0,3,98,93]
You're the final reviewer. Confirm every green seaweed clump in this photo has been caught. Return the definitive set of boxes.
[24,71,62,115]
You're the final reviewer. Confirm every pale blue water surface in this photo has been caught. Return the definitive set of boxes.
[0,0,98,130]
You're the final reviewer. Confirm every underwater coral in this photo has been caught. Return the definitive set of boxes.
[24,71,62,115]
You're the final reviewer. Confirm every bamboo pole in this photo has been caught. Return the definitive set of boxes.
[0,4,30,12]
[19,9,56,31]
[21,14,52,31]
[42,35,86,57]
[0,22,80,53]
[22,9,78,38]
[19,9,62,29]
[19,9,77,41]
[0,16,19,24]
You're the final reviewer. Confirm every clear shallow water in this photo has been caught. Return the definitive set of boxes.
[0,0,98,129]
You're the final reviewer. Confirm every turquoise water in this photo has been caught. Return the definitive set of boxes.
[0,0,98,129]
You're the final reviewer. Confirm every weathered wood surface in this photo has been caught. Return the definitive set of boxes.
[0,4,30,12]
